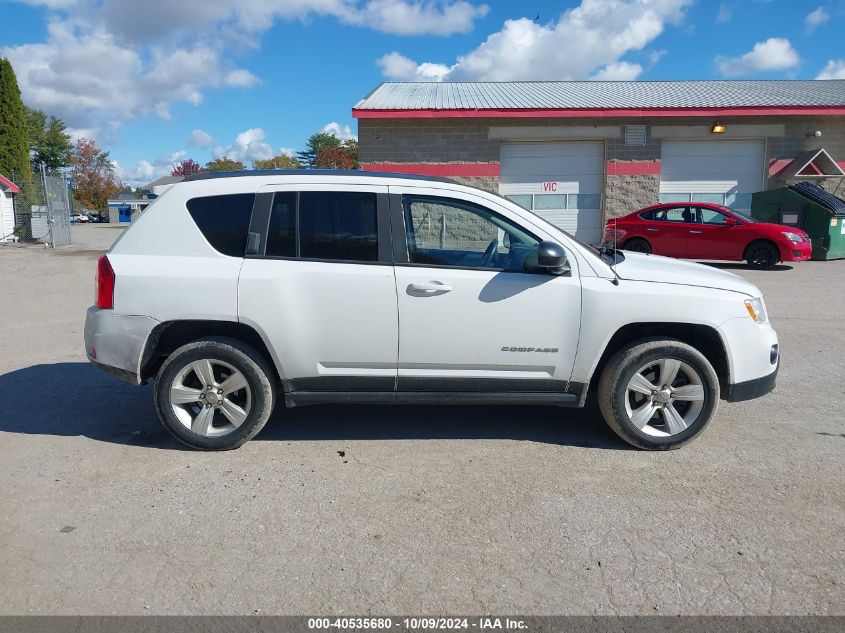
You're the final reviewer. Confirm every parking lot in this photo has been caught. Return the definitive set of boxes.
[0,224,842,615]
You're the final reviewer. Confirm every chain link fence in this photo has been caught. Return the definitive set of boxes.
[6,168,72,246]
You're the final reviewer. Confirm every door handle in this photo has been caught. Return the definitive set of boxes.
[408,281,452,294]
[689,230,703,234]
[646,228,659,232]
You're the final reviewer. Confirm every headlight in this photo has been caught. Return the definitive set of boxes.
[744,297,768,324]
[782,231,804,243]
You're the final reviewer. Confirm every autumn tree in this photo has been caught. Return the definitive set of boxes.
[171,158,203,177]
[296,132,341,168]
[314,139,358,170]
[0,58,30,180]
[205,156,245,172]
[254,154,300,170]
[26,107,73,173]
[70,138,122,211]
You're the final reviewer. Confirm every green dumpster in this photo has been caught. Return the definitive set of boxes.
[751,181,845,260]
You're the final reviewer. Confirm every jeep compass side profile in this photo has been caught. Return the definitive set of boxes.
[85,171,779,450]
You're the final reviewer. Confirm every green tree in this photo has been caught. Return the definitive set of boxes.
[0,58,30,180]
[296,132,341,168]
[26,106,72,173]
[71,138,122,212]
[206,156,245,172]
[254,154,300,170]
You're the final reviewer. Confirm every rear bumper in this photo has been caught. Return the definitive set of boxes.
[84,307,159,385]
[725,364,778,402]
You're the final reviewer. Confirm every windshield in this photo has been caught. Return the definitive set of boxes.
[726,207,757,223]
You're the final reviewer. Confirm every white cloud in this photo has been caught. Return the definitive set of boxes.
[321,122,358,141]
[377,52,451,80]
[213,128,275,163]
[817,60,845,80]
[4,0,489,140]
[716,38,800,77]
[716,3,731,24]
[188,129,215,149]
[591,61,643,81]
[805,7,829,32]
[376,0,693,82]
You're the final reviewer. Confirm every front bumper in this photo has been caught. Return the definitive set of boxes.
[725,364,778,402]
[781,240,812,262]
[84,307,159,385]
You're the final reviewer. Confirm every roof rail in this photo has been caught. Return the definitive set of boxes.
[182,169,457,184]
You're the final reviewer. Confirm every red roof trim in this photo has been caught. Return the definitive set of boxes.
[0,174,20,194]
[607,161,661,176]
[362,162,500,177]
[353,105,845,119]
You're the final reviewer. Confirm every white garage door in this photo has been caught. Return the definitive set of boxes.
[499,141,604,244]
[660,140,764,211]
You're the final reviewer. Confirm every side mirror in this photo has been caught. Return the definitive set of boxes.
[537,241,569,275]
[724,217,739,226]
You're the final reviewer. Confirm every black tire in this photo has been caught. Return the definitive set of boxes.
[622,238,652,254]
[745,241,779,269]
[597,338,719,450]
[154,337,276,450]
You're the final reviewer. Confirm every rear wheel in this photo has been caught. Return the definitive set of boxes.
[155,337,275,450]
[622,238,652,254]
[745,241,779,269]
[598,339,719,450]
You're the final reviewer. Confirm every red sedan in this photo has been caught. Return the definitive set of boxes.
[604,202,812,269]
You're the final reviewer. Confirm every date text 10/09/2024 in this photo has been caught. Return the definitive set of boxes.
[307,618,528,630]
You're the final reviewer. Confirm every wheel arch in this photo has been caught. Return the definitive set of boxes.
[743,238,783,263]
[587,322,731,396]
[140,319,281,384]
[621,236,652,252]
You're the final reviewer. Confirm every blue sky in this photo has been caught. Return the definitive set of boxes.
[2,0,844,186]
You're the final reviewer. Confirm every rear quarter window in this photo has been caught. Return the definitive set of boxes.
[186,194,256,257]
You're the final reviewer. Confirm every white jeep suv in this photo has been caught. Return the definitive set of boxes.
[84,171,779,450]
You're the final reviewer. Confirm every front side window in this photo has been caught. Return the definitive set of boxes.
[403,196,539,271]
[264,191,378,262]
[186,193,256,257]
[697,207,731,225]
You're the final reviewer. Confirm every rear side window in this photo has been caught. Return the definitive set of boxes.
[265,191,378,262]
[186,194,256,257]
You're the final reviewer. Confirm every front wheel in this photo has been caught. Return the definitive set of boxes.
[154,337,276,450]
[597,339,719,450]
[745,241,779,269]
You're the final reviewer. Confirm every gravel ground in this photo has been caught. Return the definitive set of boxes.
[0,225,842,615]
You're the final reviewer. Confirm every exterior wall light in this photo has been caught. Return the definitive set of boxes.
[711,123,727,134]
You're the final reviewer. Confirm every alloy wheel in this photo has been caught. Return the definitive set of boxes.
[624,358,705,437]
[169,359,252,437]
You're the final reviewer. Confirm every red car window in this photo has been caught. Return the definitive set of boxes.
[653,206,693,223]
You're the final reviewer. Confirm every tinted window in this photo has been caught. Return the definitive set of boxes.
[266,192,296,257]
[186,193,255,257]
[299,192,378,261]
[638,209,655,221]
[403,196,540,271]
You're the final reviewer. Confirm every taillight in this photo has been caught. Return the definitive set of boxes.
[96,255,115,309]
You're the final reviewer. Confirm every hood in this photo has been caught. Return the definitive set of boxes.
[612,252,761,296]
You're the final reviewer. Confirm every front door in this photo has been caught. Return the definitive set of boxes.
[390,190,582,392]
[686,206,741,260]
[238,185,398,392]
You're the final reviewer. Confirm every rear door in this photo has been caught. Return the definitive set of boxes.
[238,184,398,392]
[646,206,691,257]
[390,186,582,393]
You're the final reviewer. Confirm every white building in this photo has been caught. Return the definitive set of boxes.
[0,173,20,243]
